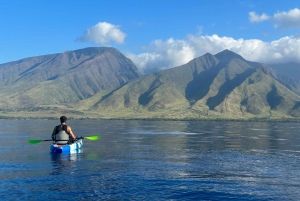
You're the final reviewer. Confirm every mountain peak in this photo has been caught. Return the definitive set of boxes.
[71,47,120,56]
[214,49,245,63]
[0,47,141,106]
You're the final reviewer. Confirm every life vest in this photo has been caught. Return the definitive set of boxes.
[53,125,70,145]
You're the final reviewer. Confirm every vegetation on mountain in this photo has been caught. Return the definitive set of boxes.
[0,48,300,121]
[76,50,300,120]
[0,47,141,108]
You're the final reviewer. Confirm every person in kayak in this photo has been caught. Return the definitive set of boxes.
[52,116,77,145]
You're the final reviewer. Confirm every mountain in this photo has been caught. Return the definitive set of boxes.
[77,50,300,120]
[0,47,141,108]
[268,62,300,81]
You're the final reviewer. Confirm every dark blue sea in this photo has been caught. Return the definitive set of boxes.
[1,119,300,200]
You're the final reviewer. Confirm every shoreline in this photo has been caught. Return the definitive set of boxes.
[0,115,299,123]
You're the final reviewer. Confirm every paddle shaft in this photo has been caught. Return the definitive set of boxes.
[28,135,100,144]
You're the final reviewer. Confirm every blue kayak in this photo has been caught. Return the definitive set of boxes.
[50,139,83,153]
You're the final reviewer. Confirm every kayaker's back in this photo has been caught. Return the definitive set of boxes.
[54,125,70,144]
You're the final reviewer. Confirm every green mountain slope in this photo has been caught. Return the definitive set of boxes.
[77,50,300,120]
[0,47,141,108]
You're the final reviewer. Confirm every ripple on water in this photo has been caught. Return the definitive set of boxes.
[0,120,300,200]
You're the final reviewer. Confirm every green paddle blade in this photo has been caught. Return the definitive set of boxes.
[28,140,44,144]
[85,135,100,140]
[28,139,52,144]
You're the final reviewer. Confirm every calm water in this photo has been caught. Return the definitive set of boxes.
[1,119,300,200]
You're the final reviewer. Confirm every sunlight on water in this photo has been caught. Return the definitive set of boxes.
[0,119,300,200]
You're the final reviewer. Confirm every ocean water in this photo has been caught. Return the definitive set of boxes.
[1,119,300,200]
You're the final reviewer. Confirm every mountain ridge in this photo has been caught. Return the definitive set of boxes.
[0,47,141,108]
[0,48,300,120]
[75,49,300,120]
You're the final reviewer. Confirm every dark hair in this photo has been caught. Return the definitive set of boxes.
[60,116,67,123]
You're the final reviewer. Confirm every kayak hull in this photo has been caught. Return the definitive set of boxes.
[50,139,83,153]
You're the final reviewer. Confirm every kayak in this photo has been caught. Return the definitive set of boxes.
[50,139,83,153]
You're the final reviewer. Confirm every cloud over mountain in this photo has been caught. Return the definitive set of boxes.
[249,8,300,29]
[78,22,126,45]
[126,38,195,74]
[126,34,300,74]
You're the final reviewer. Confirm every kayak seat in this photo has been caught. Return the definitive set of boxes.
[56,143,67,146]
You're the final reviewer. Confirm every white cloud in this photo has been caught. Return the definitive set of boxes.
[78,22,126,45]
[249,11,270,23]
[273,8,300,28]
[126,34,300,74]
[249,8,300,29]
[126,38,195,74]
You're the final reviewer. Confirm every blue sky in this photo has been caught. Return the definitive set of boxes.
[1,0,300,73]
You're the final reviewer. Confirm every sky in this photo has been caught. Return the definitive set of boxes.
[0,0,300,74]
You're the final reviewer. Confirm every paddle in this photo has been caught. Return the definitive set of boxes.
[28,135,101,144]
[28,139,53,144]
[84,135,100,140]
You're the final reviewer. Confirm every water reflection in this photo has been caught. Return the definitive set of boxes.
[118,121,300,153]
[1,120,300,200]
[50,151,82,175]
